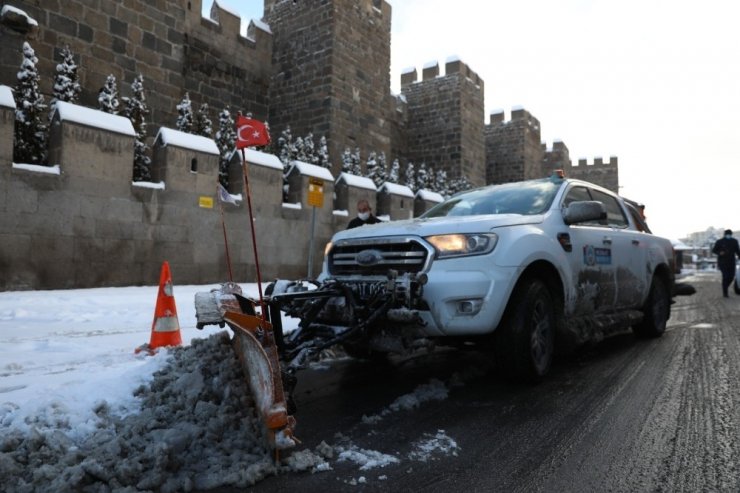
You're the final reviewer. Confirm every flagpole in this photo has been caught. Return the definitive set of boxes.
[217,184,234,282]
[240,148,266,321]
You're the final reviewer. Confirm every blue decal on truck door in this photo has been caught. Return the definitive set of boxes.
[583,245,611,266]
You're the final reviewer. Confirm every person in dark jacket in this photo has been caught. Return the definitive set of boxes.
[712,229,740,297]
[347,199,382,229]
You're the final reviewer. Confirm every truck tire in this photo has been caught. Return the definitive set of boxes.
[734,277,740,295]
[633,275,670,338]
[494,278,555,382]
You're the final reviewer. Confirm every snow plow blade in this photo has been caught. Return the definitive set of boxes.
[226,311,296,449]
[194,284,296,451]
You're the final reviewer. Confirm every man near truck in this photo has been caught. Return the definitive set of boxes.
[347,199,382,229]
[712,229,740,297]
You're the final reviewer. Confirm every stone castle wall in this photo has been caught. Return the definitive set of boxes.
[0,99,439,290]
[0,1,624,290]
[0,0,619,190]
[0,0,273,134]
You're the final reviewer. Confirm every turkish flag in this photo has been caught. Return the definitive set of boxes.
[235,115,270,148]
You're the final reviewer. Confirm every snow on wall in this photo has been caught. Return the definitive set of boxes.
[54,101,135,136]
[379,182,414,198]
[1,5,38,26]
[337,172,377,191]
[290,160,334,181]
[156,127,219,155]
[0,85,15,108]
[244,148,283,170]
[251,18,271,34]
[416,189,444,203]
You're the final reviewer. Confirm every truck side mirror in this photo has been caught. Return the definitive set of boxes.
[562,200,607,225]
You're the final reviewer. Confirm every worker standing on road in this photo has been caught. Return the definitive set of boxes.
[712,229,740,297]
[347,199,382,229]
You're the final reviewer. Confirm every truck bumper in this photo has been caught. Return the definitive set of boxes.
[417,262,517,337]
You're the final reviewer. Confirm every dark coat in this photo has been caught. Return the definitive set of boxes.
[712,236,740,269]
[347,214,382,229]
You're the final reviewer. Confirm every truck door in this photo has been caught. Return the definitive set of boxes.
[561,185,618,316]
[587,189,648,309]
[616,200,651,308]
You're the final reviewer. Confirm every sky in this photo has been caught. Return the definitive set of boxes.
[209,0,740,241]
[0,282,459,489]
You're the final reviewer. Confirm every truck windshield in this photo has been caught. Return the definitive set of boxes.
[421,178,562,218]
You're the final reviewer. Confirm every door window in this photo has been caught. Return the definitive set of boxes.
[589,189,627,228]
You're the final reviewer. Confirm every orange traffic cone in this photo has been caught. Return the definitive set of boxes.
[135,261,182,354]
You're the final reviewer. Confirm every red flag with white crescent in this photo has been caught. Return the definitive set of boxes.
[235,115,271,149]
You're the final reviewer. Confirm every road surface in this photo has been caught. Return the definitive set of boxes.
[240,272,740,492]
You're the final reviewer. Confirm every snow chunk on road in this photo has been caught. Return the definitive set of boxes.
[408,430,459,461]
[362,378,448,424]
[336,443,400,471]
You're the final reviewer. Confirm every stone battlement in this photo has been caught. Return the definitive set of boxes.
[574,156,619,167]
[488,107,541,131]
[401,57,483,91]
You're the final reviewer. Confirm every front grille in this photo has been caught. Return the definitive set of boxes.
[329,237,431,276]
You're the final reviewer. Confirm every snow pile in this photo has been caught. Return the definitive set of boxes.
[0,333,276,492]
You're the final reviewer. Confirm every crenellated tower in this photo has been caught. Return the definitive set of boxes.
[485,107,544,184]
[566,156,619,193]
[264,0,393,175]
[400,57,485,186]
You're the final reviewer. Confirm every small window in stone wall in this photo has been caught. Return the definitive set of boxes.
[400,199,405,209]
[191,158,198,173]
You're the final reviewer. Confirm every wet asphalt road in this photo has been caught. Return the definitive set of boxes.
[243,272,740,492]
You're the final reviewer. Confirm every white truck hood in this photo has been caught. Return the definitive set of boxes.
[332,214,545,242]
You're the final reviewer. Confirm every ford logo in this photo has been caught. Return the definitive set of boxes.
[356,249,383,266]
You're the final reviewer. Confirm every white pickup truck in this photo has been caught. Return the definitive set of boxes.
[273,175,676,382]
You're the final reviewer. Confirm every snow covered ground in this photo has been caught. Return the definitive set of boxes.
[0,282,459,492]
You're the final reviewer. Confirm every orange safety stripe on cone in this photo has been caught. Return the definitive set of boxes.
[147,261,182,349]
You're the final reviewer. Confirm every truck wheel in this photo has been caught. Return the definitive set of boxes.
[494,278,555,382]
[734,278,740,295]
[633,276,670,338]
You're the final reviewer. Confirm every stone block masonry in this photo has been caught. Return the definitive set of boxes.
[485,108,544,185]
[0,0,273,137]
[0,100,418,290]
[401,58,485,186]
[265,0,393,177]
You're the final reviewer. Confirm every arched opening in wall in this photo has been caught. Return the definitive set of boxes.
[191,158,198,172]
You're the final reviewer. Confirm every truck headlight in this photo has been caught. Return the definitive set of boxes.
[425,233,498,258]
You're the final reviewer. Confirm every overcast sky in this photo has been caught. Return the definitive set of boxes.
[219,0,740,241]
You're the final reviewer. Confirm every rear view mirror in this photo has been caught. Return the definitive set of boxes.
[562,201,607,225]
